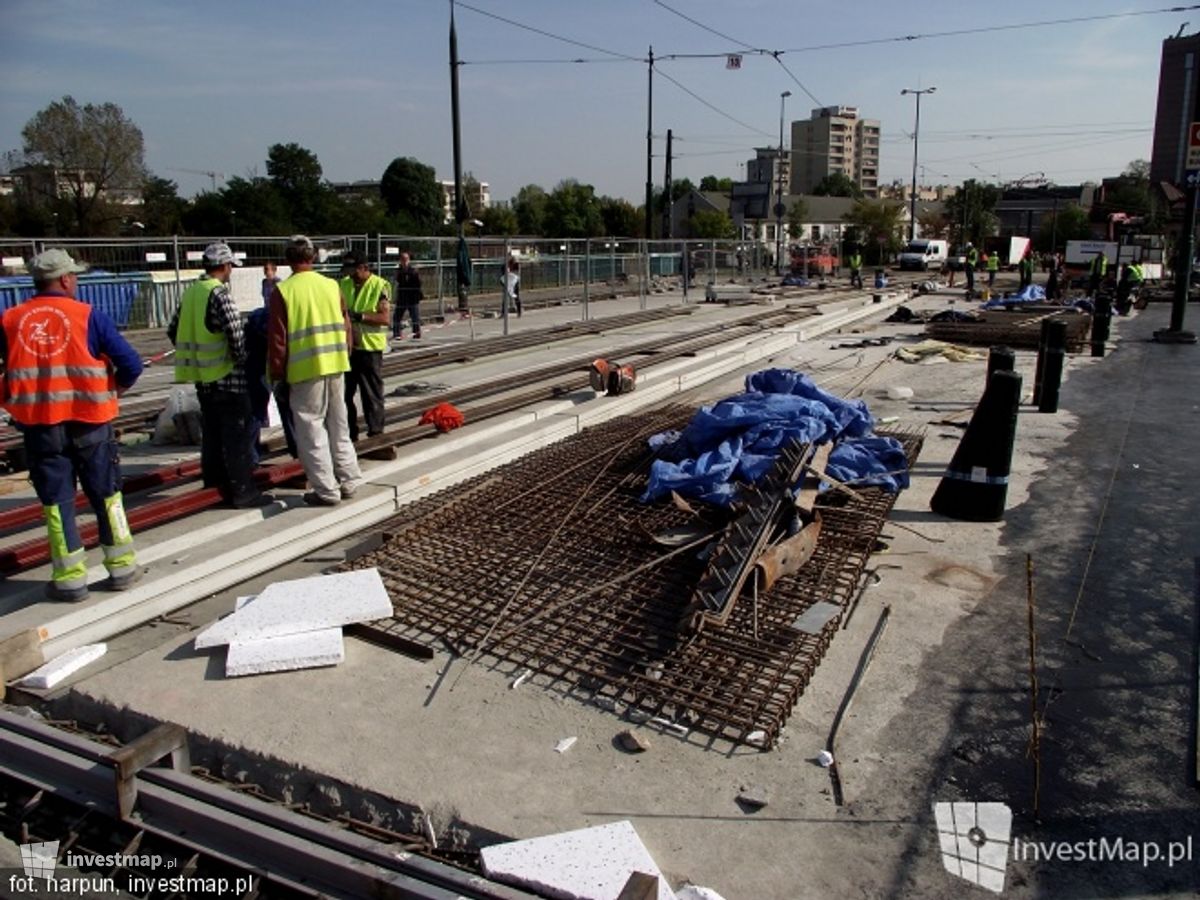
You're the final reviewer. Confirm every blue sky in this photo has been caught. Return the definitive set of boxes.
[0,1,1183,202]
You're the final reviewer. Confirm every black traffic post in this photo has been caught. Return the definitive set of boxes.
[1037,319,1068,414]
[1091,284,1112,358]
[988,345,1016,382]
[1032,320,1053,405]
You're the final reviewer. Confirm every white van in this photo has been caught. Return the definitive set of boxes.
[898,239,949,271]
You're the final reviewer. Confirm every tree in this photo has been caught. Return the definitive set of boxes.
[786,197,809,243]
[1123,159,1150,180]
[513,184,548,235]
[843,198,905,264]
[380,157,443,233]
[543,179,603,237]
[699,175,733,192]
[1034,203,1092,253]
[140,177,186,235]
[480,204,519,235]
[21,96,147,235]
[265,143,331,232]
[917,208,950,240]
[598,196,639,236]
[687,209,735,239]
[461,171,487,220]
[812,173,863,198]
[943,179,1000,248]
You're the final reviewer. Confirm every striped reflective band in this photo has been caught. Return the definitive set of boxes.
[289,322,345,342]
[6,390,117,405]
[5,365,110,380]
[942,467,1009,485]
[173,354,230,368]
[288,344,346,365]
[175,339,227,352]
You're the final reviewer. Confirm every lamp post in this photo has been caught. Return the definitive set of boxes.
[775,90,792,276]
[900,86,936,242]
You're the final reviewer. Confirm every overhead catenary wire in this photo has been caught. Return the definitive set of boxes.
[656,67,775,137]
[454,0,641,61]
[650,0,762,52]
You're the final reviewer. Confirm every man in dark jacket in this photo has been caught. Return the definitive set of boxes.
[393,251,424,340]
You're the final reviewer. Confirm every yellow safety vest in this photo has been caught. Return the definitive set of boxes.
[339,273,389,352]
[1091,254,1108,276]
[986,254,999,272]
[174,277,233,384]
[278,271,350,384]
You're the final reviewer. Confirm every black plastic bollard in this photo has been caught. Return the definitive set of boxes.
[988,345,1016,383]
[1091,290,1112,357]
[930,369,1023,522]
[1032,319,1053,406]
[1038,320,1068,414]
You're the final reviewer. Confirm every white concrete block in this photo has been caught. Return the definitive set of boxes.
[18,643,106,689]
[481,820,676,900]
[225,626,344,677]
[194,568,391,649]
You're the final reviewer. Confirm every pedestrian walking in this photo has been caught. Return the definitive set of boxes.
[1018,250,1034,291]
[1045,252,1062,302]
[501,256,522,317]
[170,242,272,509]
[267,235,362,507]
[393,251,423,340]
[986,251,999,289]
[1,249,144,600]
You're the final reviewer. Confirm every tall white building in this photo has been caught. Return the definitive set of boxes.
[789,106,880,197]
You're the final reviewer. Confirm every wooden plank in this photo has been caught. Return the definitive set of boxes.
[0,629,45,697]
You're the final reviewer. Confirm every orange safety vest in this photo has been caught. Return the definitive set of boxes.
[1,295,118,426]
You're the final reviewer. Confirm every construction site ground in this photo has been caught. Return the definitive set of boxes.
[3,280,1198,898]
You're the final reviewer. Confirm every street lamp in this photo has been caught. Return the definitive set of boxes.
[900,86,936,242]
[776,90,792,276]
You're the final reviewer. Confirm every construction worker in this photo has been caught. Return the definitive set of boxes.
[1088,251,1108,298]
[1116,262,1145,316]
[267,235,363,506]
[848,249,863,289]
[338,250,391,443]
[964,243,978,295]
[0,249,143,600]
[1018,250,1034,291]
[170,242,272,509]
[986,250,1000,289]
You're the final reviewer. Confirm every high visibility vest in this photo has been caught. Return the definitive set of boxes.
[1091,254,1108,276]
[278,270,350,384]
[1,295,118,426]
[1020,256,1032,276]
[966,247,978,266]
[1128,263,1144,282]
[339,273,389,352]
[986,254,999,272]
[849,253,862,269]
[174,277,233,384]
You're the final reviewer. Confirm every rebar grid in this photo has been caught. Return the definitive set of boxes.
[346,410,923,749]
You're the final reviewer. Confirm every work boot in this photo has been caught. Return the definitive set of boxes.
[230,492,276,509]
[303,491,340,507]
[104,566,145,592]
[45,581,89,602]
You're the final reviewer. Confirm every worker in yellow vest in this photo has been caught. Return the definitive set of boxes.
[986,250,999,290]
[170,242,272,509]
[267,236,363,507]
[338,251,391,443]
[1088,251,1108,298]
[848,250,863,289]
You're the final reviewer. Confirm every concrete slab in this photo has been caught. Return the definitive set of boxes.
[194,569,390,649]
[481,820,676,900]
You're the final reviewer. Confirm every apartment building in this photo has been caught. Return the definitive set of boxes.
[789,106,880,197]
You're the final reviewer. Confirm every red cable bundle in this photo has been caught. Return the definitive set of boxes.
[419,402,465,433]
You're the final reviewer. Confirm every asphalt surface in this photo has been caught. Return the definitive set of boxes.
[880,301,1200,897]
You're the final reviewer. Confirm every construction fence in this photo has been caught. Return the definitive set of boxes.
[0,235,777,330]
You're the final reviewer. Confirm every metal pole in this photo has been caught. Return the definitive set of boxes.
[450,1,469,313]
[502,237,510,336]
[662,128,673,239]
[681,239,689,304]
[909,93,920,241]
[435,237,444,318]
[776,91,791,276]
[640,239,648,310]
[583,237,590,321]
[645,46,654,240]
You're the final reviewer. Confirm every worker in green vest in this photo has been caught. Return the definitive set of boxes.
[1018,250,1034,291]
[170,242,272,509]
[1088,251,1108,298]
[339,251,391,443]
[986,251,999,289]
[1116,261,1145,316]
[267,235,362,507]
[964,243,978,295]
[848,249,863,288]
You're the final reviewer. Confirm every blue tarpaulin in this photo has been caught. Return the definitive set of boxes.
[981,284,1046,308]
[641,368,910,506]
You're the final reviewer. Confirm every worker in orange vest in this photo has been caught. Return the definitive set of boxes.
[0,249,144,600]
